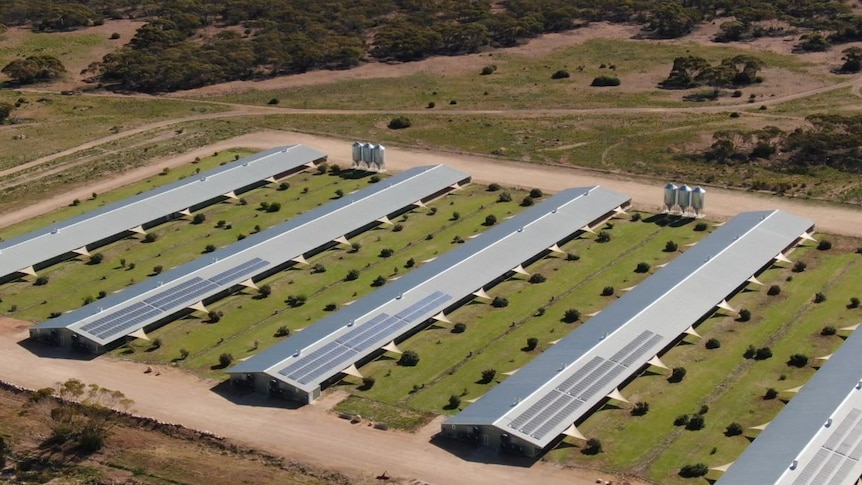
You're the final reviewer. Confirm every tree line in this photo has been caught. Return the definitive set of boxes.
[3,0,861,92]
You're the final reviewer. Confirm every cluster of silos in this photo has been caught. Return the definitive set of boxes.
[351,142,386,171]
[663,183,706,217]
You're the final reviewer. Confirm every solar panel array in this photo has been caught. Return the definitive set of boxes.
[506,330,663,441]
[792,408,862,485]
[277,291,452,385]
[78,257,268,341]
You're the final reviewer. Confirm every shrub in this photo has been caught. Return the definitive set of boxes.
[97,290,107,299]
[665,240,678,252]
[257,285,272,298]
[34,276,49,286]
[582,438,602,455]
[312,263,326,274]
[705,338,721,349]
[788,353,809,367]
[350,242,361,253]
[426,101,435,109]
[392,223,403,232]
[345,269,360,281]
[591,75,621,86]
[179,348,189,360]
[267,97,279,105]
[674,414,690,426]
[793,261,807,272]
[525,337,539,351]
[480,369,497,384]
[451,211,460,221]
[480,65,496,75]
[755,346,773,360]
[817,239,832,250]
[520,196,534,207]
[404,258,415,269]
[324,303,337,311]
[724,422,743,436]
[635,262,651,273]
[814,292,827,303]
[698,404,709,415]
[497,191,512,202]
[744,345,756,359]
[207,311,222,323]
[369,175,381,184]
[152,265,163,275]
[218,353,233,367]
[89,253,104,265]
[821,326,837,336]
[694,222,708,231]
[448,394,461,409]
[285,295,307,307]
[551,70,570,79]
[631,401,650,416]
[388,116,412,129]
[83,295,95,305]
[767,284,781,296]
[491,296,509,308]
[679,463,709,478]
[849,297,860,308]
[484,214,497,226]
[596,231,611,243]
[335,189,344,198]
[528,273,546,284]
[566,253,580,261]
[278,182,290,191]
[737,308,751,322]
[487,183,501,192]
[602,286,615,296]
[529,188,543,198]
[379,248,394,258]
[764,388,778,400]
[371,275,387,287]
[686,414,705,430]
[452,323,467,333]
[192,213,206,224]
[275,326,290,337]
[109,32,121,40]
[398,350,420,366]
[630,212,642,222]
[563,308,581,323]
[669,367,687,383]
[360,376,375,390]
[204,244,216,253]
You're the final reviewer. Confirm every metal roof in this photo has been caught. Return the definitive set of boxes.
[717,329,862,485]
[228,186,631,394]
[32,165,469,347]
[444,210,814,449]
[0,145,326,279]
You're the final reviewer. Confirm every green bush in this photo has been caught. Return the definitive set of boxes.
[817,239,832,250]
[452,323,467,334]
[705,338,721,349]
[793,261,807,272]
[764,388,778,400]
[674,414,690,426]
[596,230,611,243]
[497,191,512,202]
[665,240,678,252]
[484,214,497,226]
[582,438,602,455]
[849,297,860,308]
[528,273,546,284]
[821,326,837,336]
[480,369,496,384]
[679,463,709,478]
[737,308,751,322]
[694,222,708,231]
[787,354,809,367]
[601,286,614,296]
[345,269,360,281]
[491,296,509,308]
[551,69,570,79]
[669,367,687,383]
[275,326,290,337]
[520,196,534,207]
[480,65,496,75]
[563,308,581,323]
[686,414,705,430]
[388,116,412,130]
[591,75,621,86]
[767,284,781,296]
[635,262,651,273]
[525,337,539,351]
[529,188,543,198]
[398,350,420,366]
[218,353,233,367]
[814,292,827,303]
[631,401,650,416]
[487,183,501,192]
[448,394,461,409]
[371,275,387,287]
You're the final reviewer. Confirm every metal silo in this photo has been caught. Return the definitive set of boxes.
[663,183,678,212]
[361,143,373,164]
[692,186,706,216]
[677,184,693,215]
[373,144,385,171]
[352,142,363,164]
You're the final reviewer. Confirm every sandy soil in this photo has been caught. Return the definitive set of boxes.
[2,129,859,238]
[0,317,632,485]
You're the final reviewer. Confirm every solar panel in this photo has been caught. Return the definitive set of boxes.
[80,301,148,332]
[569,360,614,397]
[793,448,831,485]
[146,278,217,311]
[401,293,452,322]
[209,257,269,286]
[82,303,161,338]
[608,331,653,364]
[509,392,559,430]
[521,393,573,435]
[533,397,584,440]
[395,291,446,320]
[620,333,664,368]
[95,307,162,339]
[277,341,340,377]
[578,365,626,401]
[296,348,360,384]
[556,357,603,394]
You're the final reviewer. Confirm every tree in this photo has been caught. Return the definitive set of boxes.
[674,414,690,426]
[266,202,281,212]
[345,269,360,281]
[647,3,700,39]
[602,286,615,296]
[591,76,621,87]
[737,308,752,322]
[448,394,461,409]
[669,367,687,383]
[850,297,860,308]
[793,261,807,272]
[484,214,497,226]
[665,240,678,252]
[275,325,290,337]
[767,284,781,296]
[841,47,862,73]
[563,308,581,323]
[361,376,375,390]
[207,311,222,323]
[2,55,66,84]
[520,196,534,207]
[529,188,543,198]
[480,368,496,384]
[679,463,709,478]
[497,191,512,202]
[817,240,832,250]
[788,354,809,367]
[452,323,467,333]
[551,69,570,79]
[152,265,163,275]
[30,379,133,453]
[525,337,539,351]
[0,102,13,123]
[257,284,272,298]
[88,253,104,265]
[631,401,650,416]
[404,258,415,269]
[192,213,206,224]
[635,262,651,273]
[491,296,509,308]
[371,275,387,287]
[528,273,546,284]
[764,388,778,400]
[285,294,307,307]
[686,414,705,430]
[822,326,837,336]
[218,353,233,368]
[705,338,721,349]
[398,350,420,367]
[379,248,394,258]
[755,346,773,360]
[582,438,602,455]
[596,231,611,243]
[388,116,412,130]
[814,292,827,303]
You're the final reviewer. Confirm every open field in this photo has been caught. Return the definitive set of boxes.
[3,147,860,484]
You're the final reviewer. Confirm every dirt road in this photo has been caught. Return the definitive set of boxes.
[4,129,858,237]
[0,318,628,485]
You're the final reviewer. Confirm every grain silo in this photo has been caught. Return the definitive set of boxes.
[352,142,363,166]
[663,183,678,213]
[677,184,693,216]
[372,144,386,171]
[361,142,373,166]
[692,186,706,217]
